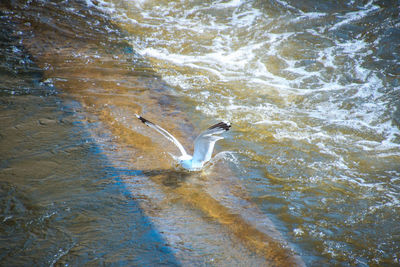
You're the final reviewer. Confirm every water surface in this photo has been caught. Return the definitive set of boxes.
[0,11,180,266]
[98,0,400,265]
[1,0,400,266]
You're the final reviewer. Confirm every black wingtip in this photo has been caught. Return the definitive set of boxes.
[208,121,231,131]
[135,114,150,125]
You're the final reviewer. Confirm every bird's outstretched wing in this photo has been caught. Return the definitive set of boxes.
[135,114,188,157]
[192,121,231,164]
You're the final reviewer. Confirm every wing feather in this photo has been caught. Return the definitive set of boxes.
[135,114,188,157]
[192,121,231,164]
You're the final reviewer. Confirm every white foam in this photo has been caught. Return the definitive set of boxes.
[89,0,117,14]
[101,0,400,208]
[330,0,380,31]
[291,12,326,23]
[211,0,243,9]
[275,0,298,12]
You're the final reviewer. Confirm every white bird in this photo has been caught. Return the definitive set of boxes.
[135,114,231,171]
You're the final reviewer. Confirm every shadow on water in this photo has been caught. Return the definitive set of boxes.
[118,166,302,266]
[0,13,180,266]
[142,169,192,189]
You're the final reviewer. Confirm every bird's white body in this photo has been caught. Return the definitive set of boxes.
[135,114,231,171]
[180,157,198,171]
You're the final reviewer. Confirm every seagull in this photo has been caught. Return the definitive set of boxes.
[135,114,231,171]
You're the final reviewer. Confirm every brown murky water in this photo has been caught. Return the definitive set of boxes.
[1,7,180,265]
[1,0,302,266]
[2,0,400,266]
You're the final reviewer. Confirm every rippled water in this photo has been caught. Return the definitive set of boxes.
[0,9,178,265]
[1,0,399,266]
[96,0,400,265]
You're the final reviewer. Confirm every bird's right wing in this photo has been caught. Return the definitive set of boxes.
[192,121,231,164]
[135,114,188,157]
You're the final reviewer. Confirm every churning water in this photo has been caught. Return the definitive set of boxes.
[1,0,399,266]
[96,0,400,264]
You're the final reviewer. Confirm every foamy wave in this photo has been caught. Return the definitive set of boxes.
[103,0,400,199]
[330,0,380,31]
